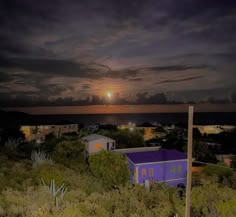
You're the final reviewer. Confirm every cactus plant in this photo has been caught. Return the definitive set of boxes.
[4,138,21,152]
[31,150,54,167]
[41,179,67,207]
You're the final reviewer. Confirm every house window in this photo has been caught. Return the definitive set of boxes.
[149,168,154,177]
[142,168,146,177]
[95,143,102,149]
[107,142,109,150]
[177,165,182,174]
[170,166,176,174]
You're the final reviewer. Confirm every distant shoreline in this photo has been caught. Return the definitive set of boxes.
[4,103,236,115]
[1,109,236,126]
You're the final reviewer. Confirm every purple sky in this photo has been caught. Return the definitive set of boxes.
[0,0,236,108]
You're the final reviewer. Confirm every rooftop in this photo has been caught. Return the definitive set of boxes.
[82,134,115,142]
[125,149,187,164]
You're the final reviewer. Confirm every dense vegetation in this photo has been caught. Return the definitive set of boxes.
[0,126,236,216]
[96,128,145,148]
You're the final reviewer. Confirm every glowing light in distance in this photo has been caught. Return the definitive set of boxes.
[107,92,112,99]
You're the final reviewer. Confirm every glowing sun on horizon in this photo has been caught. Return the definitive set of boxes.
[106,92,112,99]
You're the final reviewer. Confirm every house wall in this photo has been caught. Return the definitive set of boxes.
[86,138,115,154]
[136,127,156,141]
[126,158,137,183]
[131,160,187,187]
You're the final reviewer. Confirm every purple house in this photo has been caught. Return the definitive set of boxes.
[124,149,187,187]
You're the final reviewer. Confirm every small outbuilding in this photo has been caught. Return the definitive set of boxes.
[82,134,116,157]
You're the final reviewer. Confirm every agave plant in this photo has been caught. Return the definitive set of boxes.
[31,150,54,167]
[41,179,67,207]
[4,138,21,152]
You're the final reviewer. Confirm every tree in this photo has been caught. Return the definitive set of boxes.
[41,133,61,153]
[191,181,236,217]
[202,163,236,189]
[53,139,85,161]
[89,150,130,189]
[78,128,92,139]
[193,128,202,139]
[193,141,217,163]
[161,129,187,152]
[111,129,144,149]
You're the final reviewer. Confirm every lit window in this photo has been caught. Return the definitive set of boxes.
[170,166,175,174]
[95,144,102,149]
[177,165,182,174]
[149,168,154,177]
[142,168,146,177]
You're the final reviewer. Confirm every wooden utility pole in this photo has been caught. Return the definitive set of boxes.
[185,106,194,217]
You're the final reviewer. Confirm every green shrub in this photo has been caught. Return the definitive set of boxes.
[64,189,87,204]
[217,199,236,217]
[31,163,105,194]
[89,150,130,189]
[32,164,70,187]
[0,187,54,217]
[191,181,236,217]
[53,139,85,162]
[0,160,35,191]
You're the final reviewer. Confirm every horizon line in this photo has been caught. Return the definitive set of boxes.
[4,103,236,115]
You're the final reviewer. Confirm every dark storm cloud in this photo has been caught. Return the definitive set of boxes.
[156,75,205,84]
[148,65,208,72]
[0,57,102,78]
[128,78,143,82]
[107,68,139,79]
[0,72,13,83]
[0,56,209,81]
[0,56,141,80]
[211,52,236,62]
[0,0,236,106]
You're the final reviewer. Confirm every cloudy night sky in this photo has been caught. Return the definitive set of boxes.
[0,0,236,113]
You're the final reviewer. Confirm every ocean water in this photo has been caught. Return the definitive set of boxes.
[29,112,236,126]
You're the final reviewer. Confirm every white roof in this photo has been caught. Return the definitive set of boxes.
[82,134,115,142]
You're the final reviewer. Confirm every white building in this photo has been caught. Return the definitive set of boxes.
[196,125,235,135]
[82,134,116,157]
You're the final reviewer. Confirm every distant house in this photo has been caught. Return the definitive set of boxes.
[136,122,157,141]
[196,125,235,135]
[82,134,116,157]
[20,124,79,142]
[124,149,187,187]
